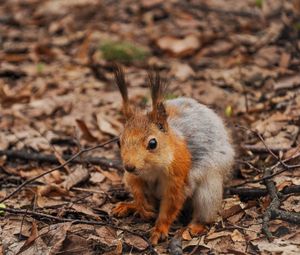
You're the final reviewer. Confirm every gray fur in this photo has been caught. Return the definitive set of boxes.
[166,97,235,223]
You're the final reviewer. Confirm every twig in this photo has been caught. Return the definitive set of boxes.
[272,209,300,224]
[262,168,281,240]
[0,138,119,203]
[1,207,157,255]
[230,160,300,188]
[241,144,288,153]
[0,149,122,170]
[227,185,300,200]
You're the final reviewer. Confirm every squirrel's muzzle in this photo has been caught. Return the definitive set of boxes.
[124,164,136,173]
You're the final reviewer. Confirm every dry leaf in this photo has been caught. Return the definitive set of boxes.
[96,113,120,136]
[95,226,118,246]
[76,119,99,142]
[206,231,231,240]
[71,204,101,220]
[156,34,200,57]
[90,172,106,184]
[231,229,245,242]
[62,165,90,190]
[17,221,38,254]
[124,234,149,251]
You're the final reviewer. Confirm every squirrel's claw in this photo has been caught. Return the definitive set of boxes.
[112,202,135,218]
[150,226,168,245]
[113,202,156,220]
[187,223,206,237]
[134,207,156,220]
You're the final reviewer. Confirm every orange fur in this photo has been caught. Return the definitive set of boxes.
[113,173,156,220]
[166,105,180,118]
[187,223,206,236]
[150,131,191,245]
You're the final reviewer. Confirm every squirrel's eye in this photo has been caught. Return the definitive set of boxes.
[147,138,157,150]
[117,140,121,148]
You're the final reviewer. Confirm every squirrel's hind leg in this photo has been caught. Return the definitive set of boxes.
[191,173,223,224]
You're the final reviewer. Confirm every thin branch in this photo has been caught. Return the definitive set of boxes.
[0,149,122,170]
[262,168,281,240]
[0,138,119,203]
[227,185,300,200]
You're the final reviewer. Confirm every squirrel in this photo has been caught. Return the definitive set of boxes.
[112,65,235,245]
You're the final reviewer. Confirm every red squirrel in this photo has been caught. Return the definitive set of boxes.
[112,66,235,245]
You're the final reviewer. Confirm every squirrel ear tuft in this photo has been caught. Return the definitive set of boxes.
[148,70,168,131]
[113,64,133,119]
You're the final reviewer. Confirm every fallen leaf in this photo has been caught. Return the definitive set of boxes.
[96,113,120,137]
[95,226,118,246]
[274,74,300,91]
[71,204,101,220]
[231,229,245,242]
[124,234,149,251]
[182,229,192,240]
[90,172,106,184]
[17,221,38,254]
[76,119,99,142]
[62,165,90,190]
[206,231,231,240]
[156,34,200,57]
[170,62,195,82]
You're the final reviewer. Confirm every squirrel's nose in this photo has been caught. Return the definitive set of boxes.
[124,164,136,173]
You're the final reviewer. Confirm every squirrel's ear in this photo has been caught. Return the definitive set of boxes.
[113,64,133,119]
[148,70,168,131]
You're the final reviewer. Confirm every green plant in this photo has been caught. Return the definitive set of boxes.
[255,0,263,8]
[100,41,149,62]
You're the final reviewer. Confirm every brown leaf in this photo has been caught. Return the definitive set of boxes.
[76,119,98,142]
[170,62,195,82]
[96,113,120,137]
[182,228,192,240]
[222,204,244,219]
[62,165,90,190]
[156,34,200,57]
[71,204,101,220]
[39,222,72,255]
[90,172,106,184]
[206,231,231,240]
[124,234,149,251]
[38,183,69,197]
[53,150,71,175]
[274,74,300,91]
[101,170,122,185]
[95,226,118,246]
[230,229,245,242]
[17,221,38,254]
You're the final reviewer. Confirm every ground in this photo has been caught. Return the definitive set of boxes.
[0,0,300,254]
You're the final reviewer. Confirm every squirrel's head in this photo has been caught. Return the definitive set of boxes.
[114,65,173,176]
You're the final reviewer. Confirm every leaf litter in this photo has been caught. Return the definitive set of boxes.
[0,0,300,254]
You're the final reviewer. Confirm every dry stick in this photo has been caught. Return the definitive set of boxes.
[0,149,122,170]
[231,125,300,188]
[227,185,300,200]
[230,160,300,188]
[1,207,158,255]
[0,137,119,203]
[262,168,280,240]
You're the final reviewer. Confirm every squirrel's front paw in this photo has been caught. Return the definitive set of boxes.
[150,226,168,245]
[135,206,156,220]
[112,202,135,218]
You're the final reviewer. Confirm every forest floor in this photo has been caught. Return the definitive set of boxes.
[0,0,300,254]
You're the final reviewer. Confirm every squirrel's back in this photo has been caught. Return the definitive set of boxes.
[166,97,234,185]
